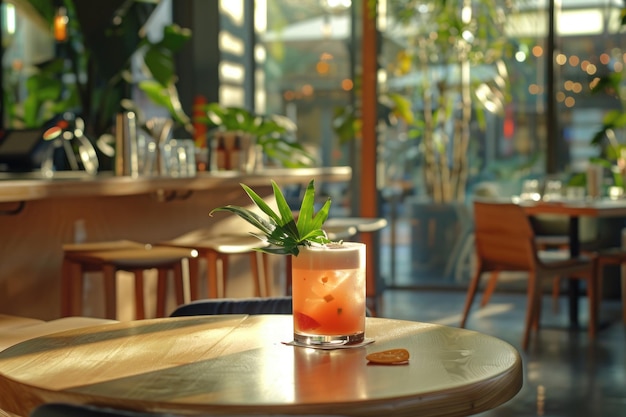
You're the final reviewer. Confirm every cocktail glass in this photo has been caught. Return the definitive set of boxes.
[291,242,366,346]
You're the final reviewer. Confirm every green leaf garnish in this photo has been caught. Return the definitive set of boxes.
[209,179,331,256]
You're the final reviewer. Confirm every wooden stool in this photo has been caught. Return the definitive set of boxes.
[161,232,269,299]
[62,241,198,320]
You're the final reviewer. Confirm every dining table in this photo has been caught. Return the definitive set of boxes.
[519,197,626,327]
[0,314,523,417]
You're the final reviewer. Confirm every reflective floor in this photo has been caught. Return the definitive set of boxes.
[379,288,626,417]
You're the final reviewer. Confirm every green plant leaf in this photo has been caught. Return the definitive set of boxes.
[209,205,276,237]
[240,183,283,226]
[271,180,299,236]
[210,180,332,255]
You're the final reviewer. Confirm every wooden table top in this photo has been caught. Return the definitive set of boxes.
[0,315,523,417]
[518,197,626,217]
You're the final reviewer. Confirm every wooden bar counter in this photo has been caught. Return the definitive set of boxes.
[0,168,351,320]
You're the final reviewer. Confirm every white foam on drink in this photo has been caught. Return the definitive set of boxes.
[292,242,365,270]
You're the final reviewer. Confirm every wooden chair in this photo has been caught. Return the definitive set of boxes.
[62,241,199,320]
[460,200,597,350]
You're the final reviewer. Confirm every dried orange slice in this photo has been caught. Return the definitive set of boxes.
[366,348,410,365]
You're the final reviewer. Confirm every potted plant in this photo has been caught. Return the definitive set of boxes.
[196,103,316,169]
[210,179,367,346]
[385,0,515,203]
[376,0,516,276]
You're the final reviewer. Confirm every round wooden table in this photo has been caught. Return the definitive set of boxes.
[0,315,523,417]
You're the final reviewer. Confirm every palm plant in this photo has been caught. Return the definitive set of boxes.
[210,179,331,256]
[197,103,317,168]
[384,0,515,203]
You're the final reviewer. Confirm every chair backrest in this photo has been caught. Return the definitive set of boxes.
[473,200,537,272]
[29,403,347,417]
[170,297,293,317]
[170,296,372,317]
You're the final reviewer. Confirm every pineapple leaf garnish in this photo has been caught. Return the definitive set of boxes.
[209,179,331,256]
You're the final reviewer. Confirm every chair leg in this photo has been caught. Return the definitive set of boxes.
[522,272,540,351]
[479,270,500,308]
[460,265,484,328]
[102,264,118,320]
[132,269,145,320]
[587,271,597,339]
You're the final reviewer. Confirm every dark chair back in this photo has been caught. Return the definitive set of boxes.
[30,403,174,417]
[30,403,347,417]
[170,296,293,317]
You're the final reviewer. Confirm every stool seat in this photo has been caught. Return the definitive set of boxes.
[324,225,357,241]
[190,234,268,254]
[325,217,388,233]
[161,232,269,299]
[62,243,198,320]
[62,240,147,252]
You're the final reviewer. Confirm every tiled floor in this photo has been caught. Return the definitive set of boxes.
[379,288,626,417]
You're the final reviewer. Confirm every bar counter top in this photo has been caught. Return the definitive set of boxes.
[0,166,352,203]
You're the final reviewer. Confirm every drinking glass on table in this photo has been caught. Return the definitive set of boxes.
[291,242,366,346]
[520,179,541,201]
[543,180,563,201]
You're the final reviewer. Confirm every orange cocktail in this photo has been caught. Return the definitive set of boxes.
[291,242,366,346]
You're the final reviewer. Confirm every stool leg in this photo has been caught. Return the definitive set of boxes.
[102,264,118,320]
[156,268,168,318]
[187,256,200,301]
[61,257,72,317]
[62,259,84,317]
[249,252,261,297]
[262,252,271,297]
[133,269,145,320]
[219,254,229,298]
[173,261,185,307]
[206,251,219,298]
